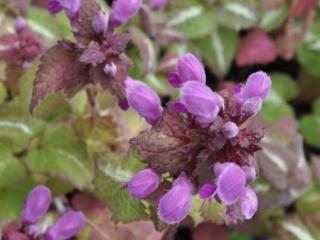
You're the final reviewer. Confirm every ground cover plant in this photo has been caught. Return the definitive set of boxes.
[0,0,320,239]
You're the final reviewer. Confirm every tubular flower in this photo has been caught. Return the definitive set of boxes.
[180,81,224,127]
[157,173,193,224]
[21,186,52,225]
[109,0,142,28]
[126,53,271,225]
[46,211,86,240]
[124,168,161,199]
[48,0,81,23]
[92,11,109,34]
[125,77,163,125]
[168,53,206,88]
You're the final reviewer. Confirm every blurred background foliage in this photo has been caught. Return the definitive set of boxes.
[0,0,320,239]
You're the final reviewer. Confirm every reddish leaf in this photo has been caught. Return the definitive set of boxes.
[290,0,317,17]
[236,28,277,66]
[193,222,228,240]
[79,42,105,64]
[106,33,131,56]
[90,54,132,105]
[5,63,24,94]
[130,108,196,175]
[30,41,87,112]
[74,0,101,43]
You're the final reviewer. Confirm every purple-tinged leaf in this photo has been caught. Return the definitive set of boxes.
[236,28,277,66]
[79,43,105,64]
[130,108,196,175]
[30,42,87,112]
[74,0,101,44]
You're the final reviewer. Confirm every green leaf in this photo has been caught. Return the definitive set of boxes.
[260,4,288,31]
[0,158,26,189]
[297,21,320,77]
[229,231,251,240]
[195,26,238,78]
[269,73,298,101]
[0,178,35,224]
[312,97,320,115]
[261,101,294,123]
[0,117,45,152]
[27,8,72,42]
[200,199,226,225]
[300,115,320,148]
[25,124,93,189]
[93,151,148,222]
[218,1,258,30]
[168,5,216,39]
[0,81,7,104]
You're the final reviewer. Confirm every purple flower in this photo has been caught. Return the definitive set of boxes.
[14,17,27,33]
[124,169,160,199]
[242,166,256,183]
[169,53,206,88]
[243,71,271,101]
[180,81,224,127]
[103,62,117,77]
[239,187,258,219]
[46,211,86,240]
[92,11,108,34]
[125,77,163,125]
[21,186,52,225]
[222,122,239,139]
[149,0,169,9]
[109,0,142,28]
[216,162,246,205]
[48,0,80,22]
[233,71,271,110]
[199,183,217,201]
[157,173,193,224]
[241,97,262,117]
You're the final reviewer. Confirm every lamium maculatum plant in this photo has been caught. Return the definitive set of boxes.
[124,53,271,225]
[30,0,142,112]
[2,186,86,240]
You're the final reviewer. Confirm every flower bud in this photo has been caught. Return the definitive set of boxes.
[241,97,262,117]
[48,0,80,22]
[92,11,108,34]
[125,77,163,125]
[157,173,193,224]
[21,186,52,225]
[14,17,27,33]
[149,0,169,9]
[46,211,86,240]
[177,53,206,85]
[109,0,142,28]
[124,169,160,199]
[222,122,239,139]
[216,162,246,205]
[239,187,258,219]
[48,0,63,14]
[243,71,271,100]
[199,183,217,201]
[103,62,117,77]
[242,166,256,183]
[180,81,223,128]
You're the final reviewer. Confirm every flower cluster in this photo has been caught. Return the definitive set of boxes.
[2,186,86,240]
[124,53,271,224]
[30,0,142,111]
[0,17,45,72]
